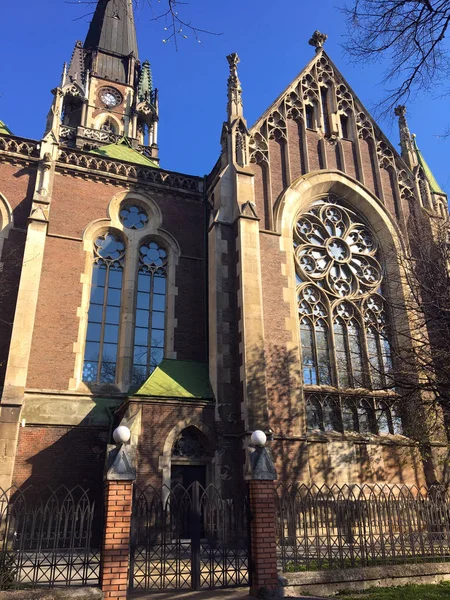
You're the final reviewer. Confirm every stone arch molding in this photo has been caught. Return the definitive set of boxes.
[275,170,404,253]
[274,170,417,431]
[70,190,180,392]
[160,420,215,498]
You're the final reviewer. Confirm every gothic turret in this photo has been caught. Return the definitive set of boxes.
[395,105,447,217]
[48,0,159,162]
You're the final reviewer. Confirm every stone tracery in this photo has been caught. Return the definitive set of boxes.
[295,196,400,435]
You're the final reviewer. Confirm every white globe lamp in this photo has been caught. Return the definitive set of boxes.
[251,430,267,447]
[113,425,131,444]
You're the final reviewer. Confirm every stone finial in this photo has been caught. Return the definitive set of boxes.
[226,52,243,120]
[309,30,328,51]
[394,104,417,169]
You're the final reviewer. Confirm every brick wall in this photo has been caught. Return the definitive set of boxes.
[101,480,133,599]
[137,403,215,488]
[249,479,278,593]
[22,170,206,391]
[13,425,108,494]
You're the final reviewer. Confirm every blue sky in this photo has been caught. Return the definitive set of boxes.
[1,0,448,191]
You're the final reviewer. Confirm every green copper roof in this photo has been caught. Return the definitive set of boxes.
[0,120,12,135]
[90,138,158,168]
[135,360,213,399]
[413,136,446,195]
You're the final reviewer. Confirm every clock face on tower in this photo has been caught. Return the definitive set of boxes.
[99,87,122,108]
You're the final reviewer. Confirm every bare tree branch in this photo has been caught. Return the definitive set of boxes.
[342,0,450,116]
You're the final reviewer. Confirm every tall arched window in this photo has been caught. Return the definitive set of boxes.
[132,241,167,385]
[294,196,400,435]
[83,232,125,384]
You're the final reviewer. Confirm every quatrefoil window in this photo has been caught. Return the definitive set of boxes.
[119,205,149,230]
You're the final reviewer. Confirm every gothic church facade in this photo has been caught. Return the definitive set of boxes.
[0,1,448,496]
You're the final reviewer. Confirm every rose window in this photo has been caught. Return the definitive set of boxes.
[294,197,400,436]
[294,201,382,298]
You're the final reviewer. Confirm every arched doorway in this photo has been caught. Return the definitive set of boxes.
[170,426,212,490]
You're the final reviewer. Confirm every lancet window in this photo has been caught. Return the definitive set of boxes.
[82,202,171,388]
[294,196,401,435]
[132,241,167,385]
[83,232,125,383]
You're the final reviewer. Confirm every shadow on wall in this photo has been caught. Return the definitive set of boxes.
[245,342,426,487]
[12,412,111,506]
[0,167,36,387]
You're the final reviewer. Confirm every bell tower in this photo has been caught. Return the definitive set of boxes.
[50,0,159,161]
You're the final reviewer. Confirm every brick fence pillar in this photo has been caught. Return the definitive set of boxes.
[100,442,136,600]
[246,435,279,598]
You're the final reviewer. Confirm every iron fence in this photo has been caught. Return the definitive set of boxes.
[276,483,450,573]
[130,482,249,592]
[0,485,101,590]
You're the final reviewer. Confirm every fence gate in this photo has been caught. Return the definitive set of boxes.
[130,482,249,592]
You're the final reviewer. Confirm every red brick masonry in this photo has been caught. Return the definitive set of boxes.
[101,481,133,600]
[249,479,279,595]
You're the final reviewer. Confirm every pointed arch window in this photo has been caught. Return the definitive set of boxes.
[83,232,125,384]
[298,286,331,386]
[294,197,401,435]
[132,241,167,385]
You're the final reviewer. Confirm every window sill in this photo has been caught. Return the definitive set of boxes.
[305,430,414,445]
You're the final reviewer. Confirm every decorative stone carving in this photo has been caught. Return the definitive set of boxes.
[309,30,328,51]
[226,52,243,118]
[301,73,319,103]
[295,199,382,299]
[78,126,122,144]
[173,429,208,459]
[60,126,76,141]
[316,55,334,86]
[57,149,203,192]
[0,135,39,159]
[249,131,269,164]
[336,83,353,115]
[286,87,304,121]
[356,111,374,140]
[377,141,395,169]
[268,110,287,141]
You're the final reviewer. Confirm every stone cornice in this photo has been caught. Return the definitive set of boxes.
[57,148,204,197]
[0,134,40,165]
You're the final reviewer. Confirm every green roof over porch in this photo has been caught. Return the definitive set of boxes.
[135,359,213,399]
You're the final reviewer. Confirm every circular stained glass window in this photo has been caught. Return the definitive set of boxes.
[119,205,149,230]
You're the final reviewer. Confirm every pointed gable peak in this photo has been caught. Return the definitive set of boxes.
[248,47,404,177]
[84,0,139,58]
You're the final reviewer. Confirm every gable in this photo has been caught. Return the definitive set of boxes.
[247,50,416,231]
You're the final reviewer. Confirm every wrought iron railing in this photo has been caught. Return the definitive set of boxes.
[0,485,101,590]
[130,482,249,591]
[276,483,450,573]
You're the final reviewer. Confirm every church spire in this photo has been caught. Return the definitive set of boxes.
[54,0,159,163]
[84,0,139,58]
